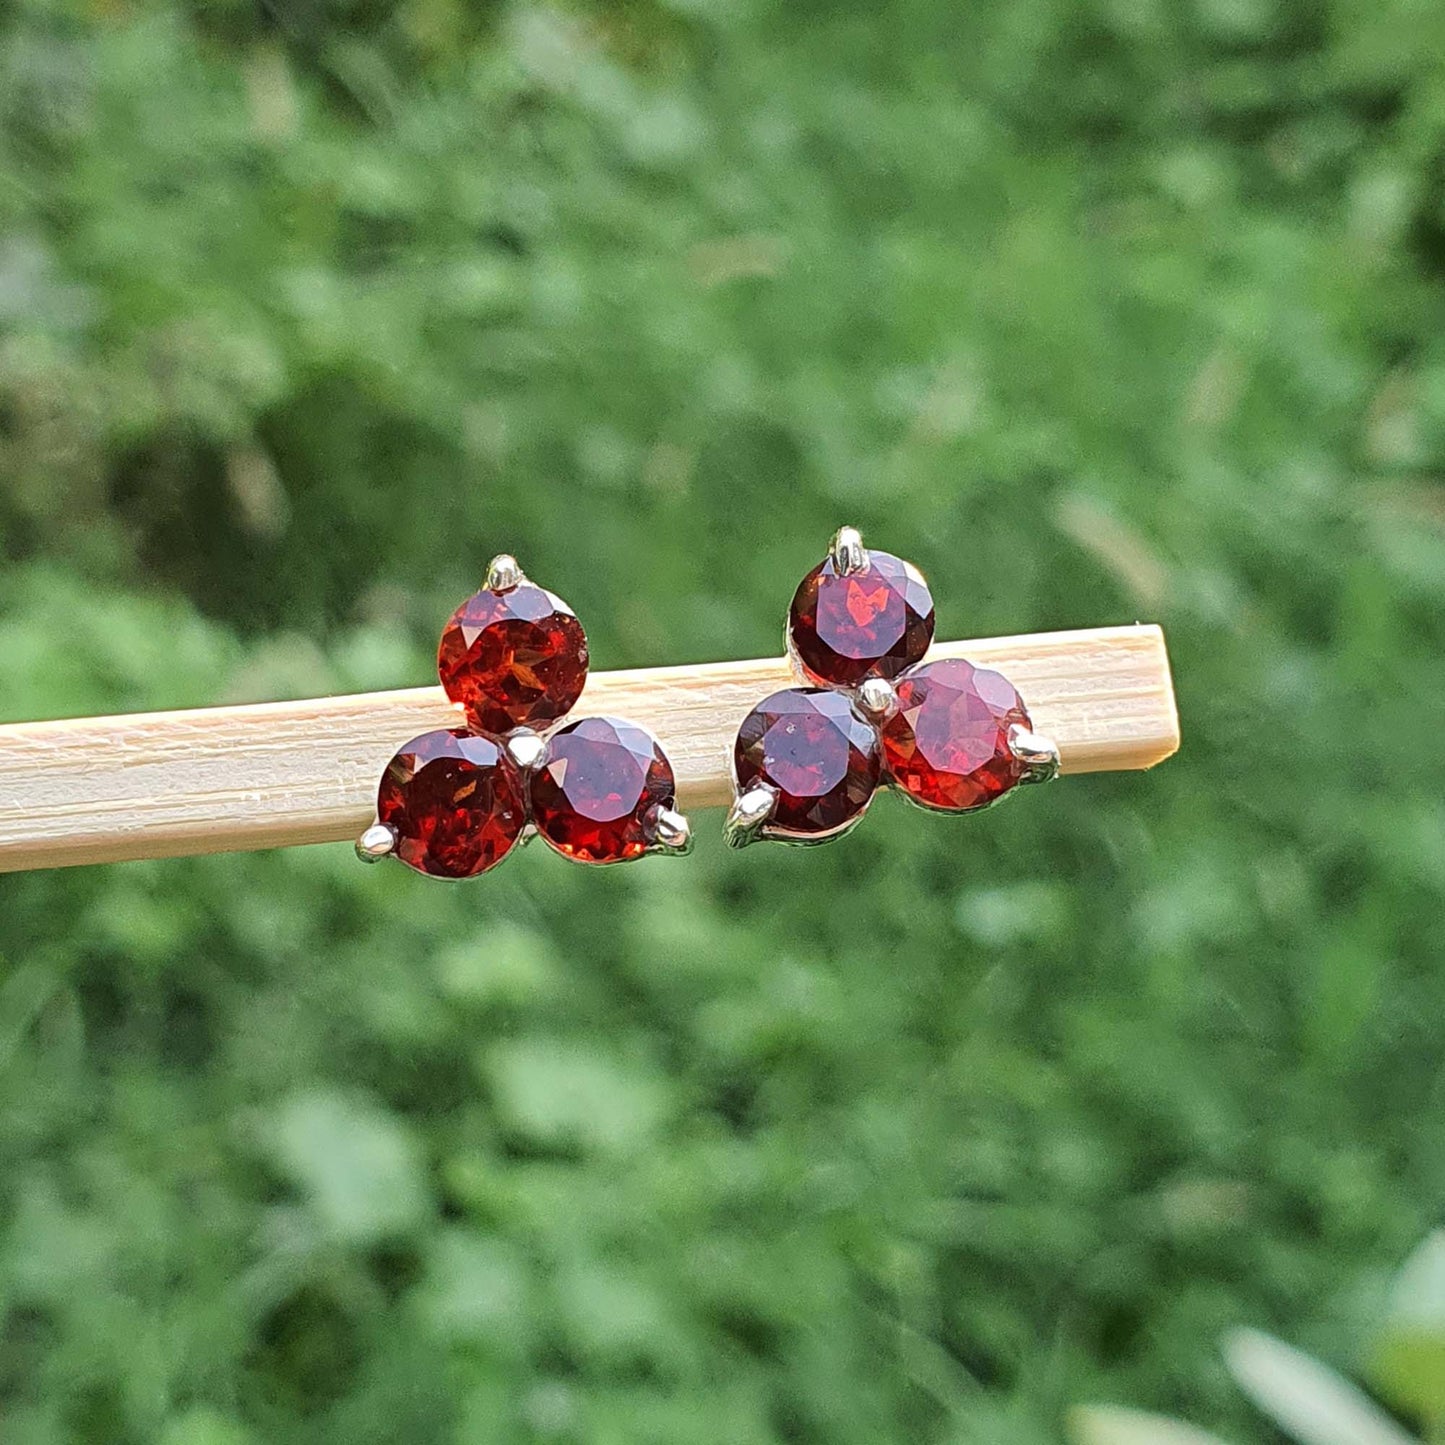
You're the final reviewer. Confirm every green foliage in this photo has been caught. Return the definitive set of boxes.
[3,0,1445,1441]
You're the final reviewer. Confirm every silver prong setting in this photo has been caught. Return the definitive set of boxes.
[856,677,900,723]
[504,728,548,773]
[830,525,868,576]
[724,784,778,849]
[355,821,398,863]
[484,554,525,592]
[646,806,693,856]
[1008,724,1061,785]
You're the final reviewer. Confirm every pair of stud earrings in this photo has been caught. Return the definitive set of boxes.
[355,528,1060,878]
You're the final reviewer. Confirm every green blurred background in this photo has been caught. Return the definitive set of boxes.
[4,0,1445,1441]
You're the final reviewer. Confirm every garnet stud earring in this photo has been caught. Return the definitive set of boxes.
[356,555,691,877]
[725,527,1060,848]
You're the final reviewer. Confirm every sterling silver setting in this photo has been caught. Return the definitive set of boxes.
[830,524,868,576]
[646,806,694,856]
[1007,724,1061,787]
[503,727,548,773]
[355,821,398,863]
[856,677,900,723]
[484,553,524,592]
[726,525,1061,851]
[358,552,691,875]
[723,784,779,850]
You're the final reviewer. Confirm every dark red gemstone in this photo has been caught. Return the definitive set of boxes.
[733,687,880,840]
[788,550,935,687]
[437,582,589,735]
[530,716,676,864]
[377,728,526,878]
[880,658,1031,811]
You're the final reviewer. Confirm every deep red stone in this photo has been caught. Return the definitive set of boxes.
[788,550,935,687]
[880,658,1031,812]
[733,687,881,840]
[377,728,526,878]
[530,715,676,864]
[437,582,589,735]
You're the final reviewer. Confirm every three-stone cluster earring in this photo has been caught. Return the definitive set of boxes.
[356,555,691,878]
[725,527,1060,847]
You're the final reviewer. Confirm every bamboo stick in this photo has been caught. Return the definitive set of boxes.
[0,625,1178,873]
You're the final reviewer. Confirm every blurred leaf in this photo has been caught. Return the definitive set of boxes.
[1068,1404,1237,1445]
[0,959,62,1064]
[1370,1232,1445,1430]
[481,1038,670,1156]
[265,1090,430,1244]
[412,1228,530,1350]
[159,1408,255,1445]
[955,880,1068,947]
[1223,1328,1418,1445]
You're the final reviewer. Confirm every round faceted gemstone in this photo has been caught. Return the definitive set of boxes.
[437,582,589,735]
[377,728,526,878]
[733,687,881,840]
[530,716,677,864]
[880,658,1032,812]
[788,550,935,687]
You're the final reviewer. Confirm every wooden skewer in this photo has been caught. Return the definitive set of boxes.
[0,624,1178,873]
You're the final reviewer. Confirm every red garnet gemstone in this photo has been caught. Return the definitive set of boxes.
[377,728,526,878]
[530,716,676,864]
[734,687,881,840]
[880,658,1031,812]
[437,582,589,735]
[788,550,935,687]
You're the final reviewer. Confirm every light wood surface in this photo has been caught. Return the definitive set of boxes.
[0,625,1178,872]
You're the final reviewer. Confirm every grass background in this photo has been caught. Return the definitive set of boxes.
[3,0,1445,1440]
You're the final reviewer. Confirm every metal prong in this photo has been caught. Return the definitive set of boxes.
[856,677,900,723]
[505,728,547,772]
[520,822,538,845]
[646,806,693,856]
[1008,724,1061,785]
[830,525,868,575]
[724,785,778,849]
[484,554,524,592]
[355,822,398,863]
